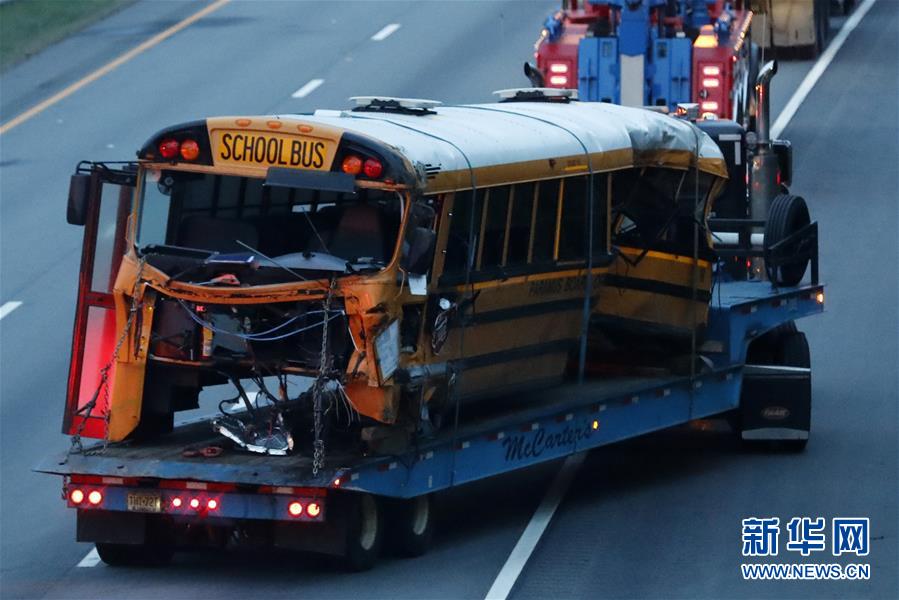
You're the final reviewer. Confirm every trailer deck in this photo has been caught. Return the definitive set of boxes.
[39,279,824,504]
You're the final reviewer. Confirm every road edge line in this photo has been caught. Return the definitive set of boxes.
[0,0,231,135]
[485,452,586,600]
[770,0,878,139]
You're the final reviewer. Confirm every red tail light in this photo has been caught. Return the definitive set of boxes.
[158,138,180,159]
[180,139,200,161]
[189,498,201,510]
[288,501,304,517]
[363,158,383,178]
[306,502,321,517]
[171,497,183,508]
[206,499,219,511]
[342,155,362,175]
[70,489,85,504]
[87,490,103,506]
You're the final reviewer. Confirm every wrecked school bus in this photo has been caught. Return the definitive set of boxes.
[43,91,825,568]
[63,95,728,453]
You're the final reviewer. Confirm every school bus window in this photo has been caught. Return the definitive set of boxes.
[480,186,510,269]
[558,176,587,261]
[506,182,534,266]
[531,179,560,263]
[442,190,482,277]
[591,173,610,257]
[136,170,403,281]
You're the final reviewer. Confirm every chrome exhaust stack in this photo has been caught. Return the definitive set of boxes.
[748,60,779,278]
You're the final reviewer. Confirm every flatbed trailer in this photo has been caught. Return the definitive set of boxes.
[38,277,824,568]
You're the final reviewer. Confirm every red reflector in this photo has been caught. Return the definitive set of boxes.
[288,501,304,517]
[158,138,180,159]
[342,155,362,175]
[189,498,200,510]
[363,158,383,178]
[307,502,321,517]
[87,490,103,506]
[180,139,200,161]
[207,499,218,511]
[70,489,84,504]
[171,497,183,508]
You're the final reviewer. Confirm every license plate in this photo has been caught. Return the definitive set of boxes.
[126,492,162,513]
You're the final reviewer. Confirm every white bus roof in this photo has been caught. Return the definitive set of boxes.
[287,100,728,191]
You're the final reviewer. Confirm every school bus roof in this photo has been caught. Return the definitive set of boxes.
[312,101,724,189]
[148,101,728,193]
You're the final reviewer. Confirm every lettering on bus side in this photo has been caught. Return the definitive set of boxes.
[528,274,601,297]
[218,133,326,168]
[501,423,593,462]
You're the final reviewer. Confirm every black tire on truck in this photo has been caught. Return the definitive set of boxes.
[765,194,811,286]
[343,493,383,571]
[95,542,173,567]
[387,494,435,557]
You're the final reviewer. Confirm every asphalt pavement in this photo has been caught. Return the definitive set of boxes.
[0,1,896,598]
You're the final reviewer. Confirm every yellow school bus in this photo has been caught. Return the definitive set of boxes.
[64,92,727,450]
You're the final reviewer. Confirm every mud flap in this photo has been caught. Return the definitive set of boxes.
[739,364,810,442]
[78,510,148,545]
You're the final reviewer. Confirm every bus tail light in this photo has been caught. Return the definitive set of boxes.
[702,65,721,76]
[702,78,720,88]
[342,155,363,175]
[363,158,383,179]
[179,139,200,161]
[549,63,568,74]
[549,75,568,86]
[158,138,180,159]
[701,101,719,112]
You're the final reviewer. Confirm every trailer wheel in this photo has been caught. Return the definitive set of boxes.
[765,195,811,286]
[343,493,383,571]
[389,495,435,557]
[95,542,173,567]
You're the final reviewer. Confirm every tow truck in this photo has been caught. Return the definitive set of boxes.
[526,0,757,123]
[38,65,823,571]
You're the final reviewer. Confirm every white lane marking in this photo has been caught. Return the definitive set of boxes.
[291,78,324,99]
[371,23,401,41]
[77,548,102,568]
[0,301,23,320]
[771,0,878,139]
[485,452,586,600]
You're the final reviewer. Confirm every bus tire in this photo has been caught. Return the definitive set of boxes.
[389,495,435,558]
[95,542,173,567]
[343,493,383,571]
[765,195,810,286]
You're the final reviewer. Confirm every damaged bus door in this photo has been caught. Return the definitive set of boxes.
[63,162,136,438]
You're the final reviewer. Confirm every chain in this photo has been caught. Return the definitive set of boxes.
[311,279,335,476]
[68,258,147,458]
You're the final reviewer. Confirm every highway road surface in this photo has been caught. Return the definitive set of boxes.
[1,1,895,598]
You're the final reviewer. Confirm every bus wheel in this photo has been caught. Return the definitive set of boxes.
[343,493,383,571]
[389,495,435,557]
[95,542,173,567]
[765,195,811,286]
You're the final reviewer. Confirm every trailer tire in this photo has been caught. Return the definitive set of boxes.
[95,542,173,567]
[343,493,383,571]
[388,495,435,557]
[765,195,810,286]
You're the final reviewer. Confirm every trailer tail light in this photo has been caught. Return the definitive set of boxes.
[70,489,85,504]
[206,499,219,511]
[171,497,183,508]
[306,502,321,517]
[702,66,721,76]
[288,501,304,517]
[189,498,201,510]
[158,138,180,159]
[87,490,103,506]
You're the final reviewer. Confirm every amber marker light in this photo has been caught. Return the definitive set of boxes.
[816,292,825,304]
[342,155,363,175]
[179,139,200,161]
[592,420,600,430]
